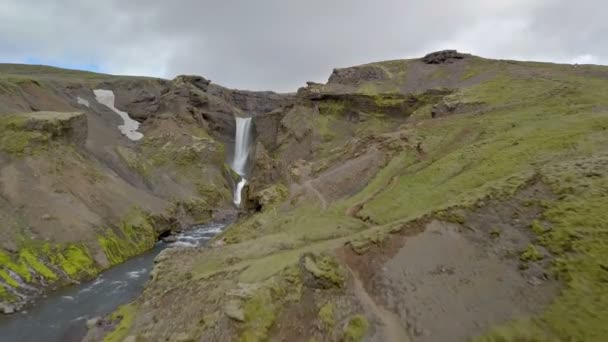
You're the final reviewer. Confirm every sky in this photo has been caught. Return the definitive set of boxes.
[0,0,605,91]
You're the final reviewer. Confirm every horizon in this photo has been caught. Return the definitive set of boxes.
[2,51,606,93]
[1,0,605,92]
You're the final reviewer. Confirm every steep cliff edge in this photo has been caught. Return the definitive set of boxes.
[96,52,608,342]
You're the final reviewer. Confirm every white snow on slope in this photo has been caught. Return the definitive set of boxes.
[93,89,143,141]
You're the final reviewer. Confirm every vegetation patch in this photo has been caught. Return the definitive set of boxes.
[301,253,345,289]
[103,303,137,342]
[0,115,49,155]
[342,315,369,342]
[318,302,336,329]
[98,208,157,266]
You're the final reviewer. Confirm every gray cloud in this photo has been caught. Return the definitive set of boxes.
[1,0,606,91]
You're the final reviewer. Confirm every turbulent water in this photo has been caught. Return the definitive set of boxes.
[231,116,252,206]
[0,222,226,342]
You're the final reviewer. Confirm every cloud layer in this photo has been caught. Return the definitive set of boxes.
[1,0,605,91]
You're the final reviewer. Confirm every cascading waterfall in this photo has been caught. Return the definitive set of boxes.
[231,117,252,206]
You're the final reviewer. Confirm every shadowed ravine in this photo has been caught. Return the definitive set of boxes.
[0,223,226,342]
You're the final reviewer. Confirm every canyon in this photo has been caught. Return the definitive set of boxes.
[0,50,607,341]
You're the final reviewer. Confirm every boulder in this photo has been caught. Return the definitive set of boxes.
[0,303,15,314]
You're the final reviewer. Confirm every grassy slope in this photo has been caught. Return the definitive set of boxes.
[203,60,608,341]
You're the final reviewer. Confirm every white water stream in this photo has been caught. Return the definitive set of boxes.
[231,117,252,206]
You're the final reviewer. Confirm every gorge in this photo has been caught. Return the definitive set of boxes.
[0,50,607,341]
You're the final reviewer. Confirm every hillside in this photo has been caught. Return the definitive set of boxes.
[2,50,608,342]
[85,51,608,342]
[0,64,289,311]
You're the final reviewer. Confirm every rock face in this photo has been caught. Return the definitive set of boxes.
[327,64,390,85]
[422,50,467,64]
[0,64,286,310]
[22,111,88,146]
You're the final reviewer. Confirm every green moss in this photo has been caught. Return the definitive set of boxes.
[18,248,58,281]
[115,146,149,176]
[0,240,102,303]
[241,288,278,342]
[104,303,137,342]
[303,254,345,288]
[0,269,20,287]
[254,184,289,210]
[47,244,97,278]
[437,210,466,224]
[196,181,230,207]
[520,244,544,262]
[318,100,345,117]
[319,302,336,329]
[174,198,213,224]
[529,220,547,235]
[0,115,50,155]
[475,319,558,342]
[358,83,379,95]
[98,208,157,266]
[343,315,369,342]
[349,228,389,254]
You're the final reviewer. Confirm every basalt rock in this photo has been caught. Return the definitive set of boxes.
[422,50,467,64]
[174,75,211,91]
[327,65,390,85]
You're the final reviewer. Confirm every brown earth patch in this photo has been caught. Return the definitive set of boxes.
[337,182,560,341]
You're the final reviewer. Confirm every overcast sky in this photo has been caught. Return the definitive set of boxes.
[1,0,605,91]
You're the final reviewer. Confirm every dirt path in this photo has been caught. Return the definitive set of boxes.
[346,266,411,342]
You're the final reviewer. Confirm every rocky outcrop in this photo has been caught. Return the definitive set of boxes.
[173,75,211,91]
[253,109,285,150]
[22,111,87,146]
[422,50,468,64]
[327,65,390,85]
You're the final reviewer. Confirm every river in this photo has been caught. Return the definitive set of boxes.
[0,222,226,342]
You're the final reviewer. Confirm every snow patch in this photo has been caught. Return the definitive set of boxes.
[93,89,143,141]
[76,97,90,107]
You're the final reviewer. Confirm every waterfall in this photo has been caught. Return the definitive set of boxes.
[231,117,252,206]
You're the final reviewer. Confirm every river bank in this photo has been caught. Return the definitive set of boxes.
[0,222,226,342]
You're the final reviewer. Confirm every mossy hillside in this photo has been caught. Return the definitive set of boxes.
[115,130,232,210]
[0,112,86,156]
[0,243,97,303]
[0,207,159,304]
[219,203,366,245]
[216,66,607,340]
[98,207,158,266]
[234,266,304,342]
[475,155,608,341]
[351,72,608,225]
[0,114,50,155]
[0,64,158,86]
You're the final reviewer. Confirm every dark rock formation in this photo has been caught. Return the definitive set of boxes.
[327,65,390,85]
[174,75,211,91]
[253,109,285,150]
[422,50,467,64]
